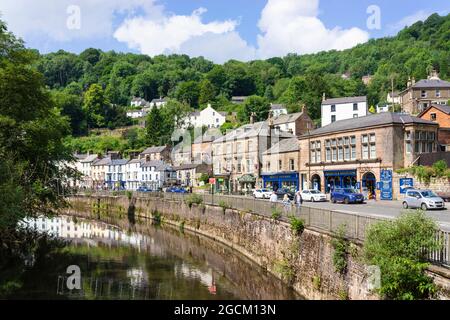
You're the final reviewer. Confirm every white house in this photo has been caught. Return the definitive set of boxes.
[184,104,226,129]
[270,104,288,117]
[126,109,147,119]
[150,97,168,108]
[140,160,176,190]
[321,95,368,127]
[387,91,401,105]
[79,154,99,188]
[105,159,128,190]
[125,158,143,191]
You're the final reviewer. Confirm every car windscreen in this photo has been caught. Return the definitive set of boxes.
[420,191,438,198]
[343,189,357,194]
[310,190,321,194]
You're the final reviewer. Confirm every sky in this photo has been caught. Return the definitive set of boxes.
[0,0,448,63]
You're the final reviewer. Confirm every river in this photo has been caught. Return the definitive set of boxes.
[7,214,302,300]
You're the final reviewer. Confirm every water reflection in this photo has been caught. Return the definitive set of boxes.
[13,215,301,300]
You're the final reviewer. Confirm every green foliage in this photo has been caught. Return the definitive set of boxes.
[331,225,349,274]
[396,160,449,183]
[83,84,110,129]
[363,211,442,300]
[239,95,270,123]
[126,191,133,200]
[312,276,322,291]
[274,259,294,282]
[271,208,282,221]
[289,215,305,235]
[185,194,203,209]
[432,160,448,177]
[218,200,231,214]
[145,106,164,146]
[199,173,210,185]
[152,211,162,225]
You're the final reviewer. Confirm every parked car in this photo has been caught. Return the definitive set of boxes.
[275,188,295,201]
[403,189,445,210]
[331,188,364,204]
[137,186,151,192]
[253,188,272,199]
[166,187,188,193]
[301,189,327,202]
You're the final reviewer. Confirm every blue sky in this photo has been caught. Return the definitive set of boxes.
[0,0,448,63]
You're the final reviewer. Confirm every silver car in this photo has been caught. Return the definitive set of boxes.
[403,189,446,211]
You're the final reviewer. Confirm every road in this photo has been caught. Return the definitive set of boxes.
[300,199,450,231]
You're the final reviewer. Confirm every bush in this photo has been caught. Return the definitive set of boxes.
[126,190,133,200]
[433,160,448,177]
[331,225,349,274]
[218,200,230,214]
[185,194,203,209]
[271,208,282,221]
[363,210,442,300]
[289,215,305,235]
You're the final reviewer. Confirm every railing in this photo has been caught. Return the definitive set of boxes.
[74,191,450,267]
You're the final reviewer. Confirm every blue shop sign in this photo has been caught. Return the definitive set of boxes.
[380,169,393,200]
[400,178,414,194]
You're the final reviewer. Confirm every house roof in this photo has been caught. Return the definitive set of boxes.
[411,79,450,89]
[273,112,304,124]
[418,104,450,118]
[193,133,221,144]
[74,153,87,160]
[322,96,367,105]
[302,112,438,138]
[150,98,167,103]
[213,121,295,144]
[80,154,99,163]
[264,137,299,155]
[111,159,128,166]
[141,146,168,154]
[92,157,112,166]
[270,104,286,110]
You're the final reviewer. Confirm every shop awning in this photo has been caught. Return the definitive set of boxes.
[238,174,256,183]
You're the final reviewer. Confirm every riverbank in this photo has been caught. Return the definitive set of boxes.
[66,194,450,300]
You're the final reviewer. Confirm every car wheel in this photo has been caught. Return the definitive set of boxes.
[331,197,336,204]
[344,198,350,204]
[421,203,428,211]
[403,202,409,209]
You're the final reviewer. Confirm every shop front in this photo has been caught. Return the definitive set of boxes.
[238,174,256,194]
[214,174,230,193]
[262,172,299,192]
[324,170,357,193]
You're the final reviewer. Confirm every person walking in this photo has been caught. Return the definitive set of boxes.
[282,193,291,214]
[295,190,303,208]
[269,191,278,203]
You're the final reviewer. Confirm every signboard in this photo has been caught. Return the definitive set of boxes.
[400,178,414,194]
[380,170,393,200]
[209,178,216,184]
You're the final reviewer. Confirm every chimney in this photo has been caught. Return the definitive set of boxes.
[411,77,416,86]
[250,112,256,124]
[268,111,274,128]
[322,92,326,102]
[407,77,411,88]
[301,104,307,114]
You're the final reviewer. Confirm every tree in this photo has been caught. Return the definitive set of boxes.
[175,81,200,108]
[146,107,164,146]
[0,20,74,230]
[239,95,270,123]
[52,90,86,136]
[264,85,275,101]
[83,84,110,129]
[363,211,441,300]
[198,79,216,105]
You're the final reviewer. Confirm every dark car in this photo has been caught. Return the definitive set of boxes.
[331,188,364,204]
[275,188,295,201]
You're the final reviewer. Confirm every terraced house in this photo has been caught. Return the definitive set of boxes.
[298,113,439,200]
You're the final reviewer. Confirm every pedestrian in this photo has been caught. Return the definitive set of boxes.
[269,191,278,203]
[282,193,291,214]
[295,190,303,208]
[373,189,377,201]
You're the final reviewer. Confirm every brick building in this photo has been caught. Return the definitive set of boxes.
[418,104,450,151]
[298,113,439,200]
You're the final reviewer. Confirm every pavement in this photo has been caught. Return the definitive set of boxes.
[301,199,450,231]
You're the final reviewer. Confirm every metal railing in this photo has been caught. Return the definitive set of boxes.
[75,191,450,267]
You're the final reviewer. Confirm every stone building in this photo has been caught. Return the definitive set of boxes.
[212,120,296,193]
[174,164,212,188]
[139,146,171,162]
[400,70,450,114]
[261,137,300,192]
[418,104,450,151]
[272,105,314,136]
[298,113,439,200]
[191,131,221,165]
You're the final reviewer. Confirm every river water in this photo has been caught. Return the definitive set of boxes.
[8,215,302,300]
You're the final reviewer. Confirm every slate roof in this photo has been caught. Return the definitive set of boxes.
[92,157,112,166]
[264,137,299,155]
[418,104,450,117]
[270,104,286,110]
[141,146,168,154]
[322,96,367,105]
[111,159,128,166]
[213,121,294,144]
[411,79,450,89]
[273,112,304,124]
[303,112,437,137]
[80,154,99,163]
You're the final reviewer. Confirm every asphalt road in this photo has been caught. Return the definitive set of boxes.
[301,199,450,231]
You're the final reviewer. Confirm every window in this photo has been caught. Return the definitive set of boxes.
[436,90,441,98]
[311,150,316,164]
[279,160,282,170]
[344,137,349,145]
[338,138,343,146]
[430,113,437,121]
[332,148,337,161]
[353,114,358,118]
[370,144,377,159]
[421,90,427,98]
[370,134,376,143]
[316,150,321,162]
[351,146,356,160]
[267,161,271,171]
[338,148,343,161]
[326,149,331,162]
[362,135,369,144]
[331,139,337,147]
[325,140,331,148]
[353,103,358,111]
[362,145,369,159]
[289,159,295,171]
[237,163,242,173]
[350,136,356,145]
[405,131,411,140]
[331,105,336,112]
[331,115,336,123]
[344,147,350,160]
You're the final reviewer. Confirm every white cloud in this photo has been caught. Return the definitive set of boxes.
[114,8,244,58]
[256,0,369,58]
[0,0,163,41]
[388,10,432,34]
